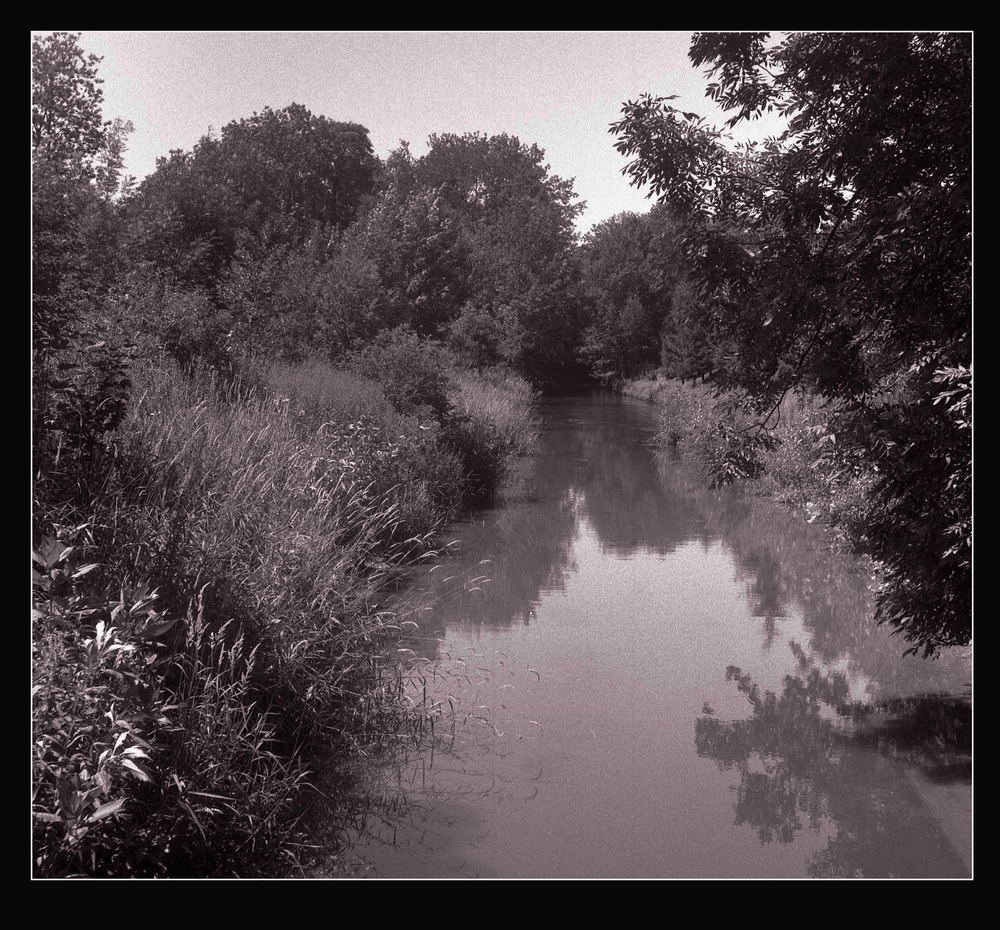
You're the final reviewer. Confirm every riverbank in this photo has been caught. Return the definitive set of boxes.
[31,355,538,877]
[619,374,874,546]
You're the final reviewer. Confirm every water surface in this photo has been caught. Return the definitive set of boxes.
[349,392,971,878]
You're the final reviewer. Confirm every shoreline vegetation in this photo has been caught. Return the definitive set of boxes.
[33,351,538,877]
[619,374,874,557]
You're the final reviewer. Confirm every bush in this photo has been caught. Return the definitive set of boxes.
[348,325,453,423]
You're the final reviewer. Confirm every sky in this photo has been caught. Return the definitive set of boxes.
[72,31,788,233]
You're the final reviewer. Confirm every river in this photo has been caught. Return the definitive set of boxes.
[344,391,971,879]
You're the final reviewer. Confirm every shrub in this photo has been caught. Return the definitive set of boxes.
[348,325,453,423]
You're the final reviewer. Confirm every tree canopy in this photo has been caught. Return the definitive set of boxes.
[355,132,584,382]
[611,32,971,655]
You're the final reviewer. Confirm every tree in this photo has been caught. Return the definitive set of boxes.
[32,32,106,171]
[356,181,471,338]
[124,105,378,292]
[611,33,970,655]
[418,133,584,382]
[354,134,585,382]
[32,32,120,356]
[579,207,684,380]
[32,32,109,353]
[32,33,134,489]
[95,117,136,202]
[206,103,377,232]
[660,277,715,384]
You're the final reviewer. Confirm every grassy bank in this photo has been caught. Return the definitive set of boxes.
[620,375,873,538]
[32,355,537,877]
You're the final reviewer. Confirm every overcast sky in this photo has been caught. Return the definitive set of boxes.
[73,31,788,233]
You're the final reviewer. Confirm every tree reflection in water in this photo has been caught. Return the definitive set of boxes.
[356,393,969,877]
[695,644,971,877]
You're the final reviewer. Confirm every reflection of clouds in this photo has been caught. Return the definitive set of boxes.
[695,646,970,877]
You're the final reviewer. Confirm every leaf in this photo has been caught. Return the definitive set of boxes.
[89,799,126,821]
[141,615,177,639]
[121,759,153,782]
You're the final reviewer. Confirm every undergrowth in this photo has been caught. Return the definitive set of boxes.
[32,352,536,877]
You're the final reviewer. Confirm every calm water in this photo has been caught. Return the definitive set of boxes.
[347,392,971,879]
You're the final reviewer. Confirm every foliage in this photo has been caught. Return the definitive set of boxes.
[32,526,305,876]
[659,277,715,383]
[579,208,681,380]
[32,33,139,526]
[355,182,470,337]
[358,133,585,383]
[123,104,377,294]
[209,103,376,232]
[32,32,106,171]
[446,302,508,369]
[446,367,540,499]
[33,357,514,875]
[32,32,118,362]
[349,325,454,423]
[611,32,971,655]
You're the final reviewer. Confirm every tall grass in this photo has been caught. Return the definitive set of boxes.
[446,367,540,500]
[33,355,536,876]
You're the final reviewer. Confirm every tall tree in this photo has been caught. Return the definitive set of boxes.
[611,32,971,655]
[32,32,113,357]
[424,133,584,382]
[357,133,585,382]
[32,33,134,485]
[32,32,106,170]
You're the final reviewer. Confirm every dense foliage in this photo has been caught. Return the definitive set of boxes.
[578,206,716,382]
[355,133,585,382]
[611,32,971,655]
[31,34,541,876]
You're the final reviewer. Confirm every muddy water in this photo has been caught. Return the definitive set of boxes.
[349,392,971,878]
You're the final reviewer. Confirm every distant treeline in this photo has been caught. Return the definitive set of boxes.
[33,47,713,394]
